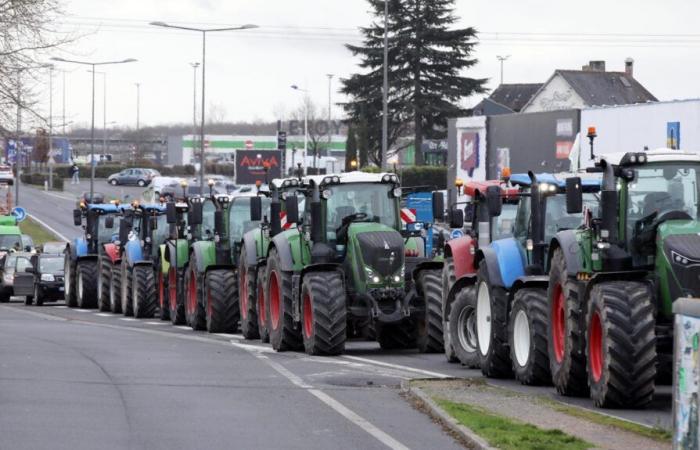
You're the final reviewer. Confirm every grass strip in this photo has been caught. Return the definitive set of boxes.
[19,216,61,246]
[435,398,592,450]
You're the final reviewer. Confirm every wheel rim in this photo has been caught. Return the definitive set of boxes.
[552,283,566,363]
[187,269,197,316]
[169,268,177,311]
[513,309,531,367]
[158,271,164,309]
[77,269,84,301]
[64,259,71,298]
[589,310,603,382]
[303,292,313,339]
[476,282,491,355]
[240,267,248,319]
[257,278,266,326]
[456,303,477,353]
[269,271,280,329]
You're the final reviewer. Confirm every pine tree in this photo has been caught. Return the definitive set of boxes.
[345,124,358,170]
[341,0,487,166]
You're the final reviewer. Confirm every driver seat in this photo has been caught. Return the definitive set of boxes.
[642,192,673,217]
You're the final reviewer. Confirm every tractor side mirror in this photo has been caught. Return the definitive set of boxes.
[166,203,177,224]
[250,196,262,222]
[214,210,225,235]
[188,203,203,226]
[448,208,464,229]
[105,215,114,229]
[73,209,82,226]
[284,196,299,225]
[464,203,476,224]
[118,219,130,244]
[565,177,583,214]
[485,186,502,217]
[431,192,444,221]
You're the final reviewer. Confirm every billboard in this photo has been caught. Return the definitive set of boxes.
[235,150,282,185]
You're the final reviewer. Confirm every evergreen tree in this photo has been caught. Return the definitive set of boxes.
[345,124,358,170]
[341,0,487,165]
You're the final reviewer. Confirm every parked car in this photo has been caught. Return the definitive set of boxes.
[0,252,33,302]
[14,253,64,306]
[0,164,14,185]
[107,168,153,187]
[77,191,106,206]
[149,176,182,196]
[159,183,215,201]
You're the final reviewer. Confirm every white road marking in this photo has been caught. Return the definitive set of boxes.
[119,318,137,322]
[53,305,68,309]
[230,341,275,353]
[145,321,167,326]
[175,326,192,331]
[27,214,70,242]
[75,309,91,313]
[341,355,451,379]
[213,333,242,339]
[251,352,409,450]
[95,313,112,317]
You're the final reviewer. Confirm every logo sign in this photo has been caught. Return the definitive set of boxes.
[235,150,282,185]
[11,207,27,223]
[450,229,464,240]
[245,139,254,150]
[460,132,479,177]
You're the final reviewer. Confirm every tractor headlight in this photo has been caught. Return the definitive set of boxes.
[41,274,55,282]
[393,275,401,283]
[392,187,402,198]
[322,189,332,200]
[526,239,534,251]
[372,276,381,284]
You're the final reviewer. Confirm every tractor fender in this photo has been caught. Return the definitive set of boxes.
[443,273,477,322]
[411,260,443,282]
[476,238,526,289]
[508,275,549,302]
[549,230,582,276]
[71,237,88,260]
[242,231,259,268]
[123,239,145,268]
[190,241,217,275]
[103,243,121,264]
[270,234,295,272]
[445,235,476,279]
[164,239,189,269]
[76,254,98,264]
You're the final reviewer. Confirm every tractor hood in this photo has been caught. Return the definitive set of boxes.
[659,220,700,299]
[349,223,404,278]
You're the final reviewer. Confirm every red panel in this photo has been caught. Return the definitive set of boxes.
[446,236,476,279]
[104,243,120,264]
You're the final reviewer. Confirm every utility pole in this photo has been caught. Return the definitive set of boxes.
[15,70,21,206]
[326,74,333,149]
[135,82,140,163]
[497,55,510,85]
[102,73,106,159]
[48,65,54,189]
[61,70,66,136]
[191,62,200,163]
[381,0,389,171]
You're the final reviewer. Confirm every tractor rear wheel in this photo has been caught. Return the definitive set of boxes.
[475,265,511,378]
[416,269,444,353]
[266,248,302,351]
[185,260,206,331]
[76,260,98,309]
[441,258,459,363]
[205,270,238,333]
[132,266,157,319]
[158,270,170,321]
[376,320,417,350]
[301,271,346,355]
[109,265,122,314]
[168,267,186,325]
[98,255,111,312]
[547,248,588,397]
[63,254,77,307]
[120,263,134,317]
[257,267,270,343]
[239,255,259,339]
[586,282,656,408]
[508,288,551,386]
[449,285,479,368]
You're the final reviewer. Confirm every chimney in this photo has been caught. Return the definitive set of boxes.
[625,57,634,78]
[583,60,606,72]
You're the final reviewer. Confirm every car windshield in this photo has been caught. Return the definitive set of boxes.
[0,234,22,250]
[324,183,398,237]
[40,257,63,273]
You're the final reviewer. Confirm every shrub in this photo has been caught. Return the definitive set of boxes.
[20,173,64,191]
[361,165,446,189]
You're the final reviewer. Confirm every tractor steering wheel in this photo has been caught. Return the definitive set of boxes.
[335,212,369,243]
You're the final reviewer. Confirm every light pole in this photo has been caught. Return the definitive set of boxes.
[51,57,137,201]
[381,0,389,171]
[326,74,333,153]
[87,70,108,158]
[190,62,200,165]
[45,64,54,188]
[290,85,309,171]
[150,21,258,193]
[497,55,510,85]
[135,82,140,162]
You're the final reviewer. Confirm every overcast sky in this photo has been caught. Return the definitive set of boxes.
[42,0,700,131]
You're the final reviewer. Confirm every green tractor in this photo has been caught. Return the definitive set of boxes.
[262,172,443,355]
[160,197,192,325]
[550,149,700,408]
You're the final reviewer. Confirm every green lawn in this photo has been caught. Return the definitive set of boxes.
[436,399,592,450]
[19,216,61,246]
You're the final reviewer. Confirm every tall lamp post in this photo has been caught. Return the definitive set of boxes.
[326,74,333,155]
[51,57,137,201]
[150,21,258,193]
[87,70,108,158]
[290,85,309,171]
[381,0,389,170]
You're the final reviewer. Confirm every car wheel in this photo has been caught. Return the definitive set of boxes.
[137,180,146,187]
[110,179,118,186]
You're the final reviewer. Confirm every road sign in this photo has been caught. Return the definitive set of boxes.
[11,207,27,222]
[450,229,464,240]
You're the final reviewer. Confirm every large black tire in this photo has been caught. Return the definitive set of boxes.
[205,270,238,333]
[376,320,417,350]
[475,265,511,378]
[120,262,134,317]
[256,267,270,343]
[301,271,347,355]
[132,266,157,319]
[110,264,122,314]
[547,248,588,396]
[97,255,112,312]
[441,258,459,363]
[76,260,98,308]
[508,288,551,386]
[34,283,43,306]
[266,248,302,351]
[239,248,259,339]
[168,266,186,325]
[64,254,77,307]
[416,269,444,353]
[184,258,206,331]
[158,269,170,321]
[586,281,656,408]
[448,285,479,368]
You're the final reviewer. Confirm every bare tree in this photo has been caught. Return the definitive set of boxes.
[290,95,329,166]
[207,101,228,125]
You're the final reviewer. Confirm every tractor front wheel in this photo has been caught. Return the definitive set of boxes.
[205,270,238,333]
[109,264,122,314]
[98,255,111,312]
[475,265,511,378]
[63,254,77,307]
[416,269,444,353]
[132,266,157,319]
[77,260,98,309]
[184,261,206,331]
[449,285,479,368]
[120,263,134,317]
[158,270,170,321]
[301,271,346,356]
[239,248,259,339]
[441,258,459,363]
[266,248,302,351]
[508,288,551,386]
[586,282,656,408]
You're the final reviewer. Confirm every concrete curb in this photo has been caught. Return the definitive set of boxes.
[401,380,496,450]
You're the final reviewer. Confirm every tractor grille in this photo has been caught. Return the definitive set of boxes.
[664,234,700,297]
[356,231,404,277]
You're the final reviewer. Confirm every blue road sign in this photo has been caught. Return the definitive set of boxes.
[450,229,464,240]
[11,207,27,222]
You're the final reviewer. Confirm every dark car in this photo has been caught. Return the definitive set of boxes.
[77,191,105,206]
[14,254,64,306]
[0,252,33,302]
[107,168,153,187]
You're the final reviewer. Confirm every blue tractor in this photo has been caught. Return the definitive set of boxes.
[472,172,600,384]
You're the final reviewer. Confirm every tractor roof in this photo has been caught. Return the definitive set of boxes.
[600,149,700,165]
[510,173,601,191]
[87,204,122,214]
[305,171,397,186]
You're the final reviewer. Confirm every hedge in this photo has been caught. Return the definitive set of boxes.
[361,165,446,190]
[20,173,64,191]
[48,164,196,179]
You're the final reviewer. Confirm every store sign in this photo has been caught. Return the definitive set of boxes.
[235,150,282,185]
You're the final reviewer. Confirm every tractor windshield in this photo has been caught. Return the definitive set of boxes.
[153,214,169,245]
[0,234,22,251]
[492,203,518,240]
[325,183,399,234]
[202,201,217,238]
[229,197,271,242]
[626,163,700,223]
[97,215,121,243]
[513,191,598,244]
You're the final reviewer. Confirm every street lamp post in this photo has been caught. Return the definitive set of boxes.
[290,85,309,171]
[51,57,137,201]
[497,55,510,85]
[87,70,108,158]
[381,0,389,171]
[150,21,258,193]
[190,62,200,165]
[135,82,140,162]
[326,74,333,152]
[46,65,54,189]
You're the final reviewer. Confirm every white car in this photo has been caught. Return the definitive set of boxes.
[149,176,182,195]
[0,165,14,185]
